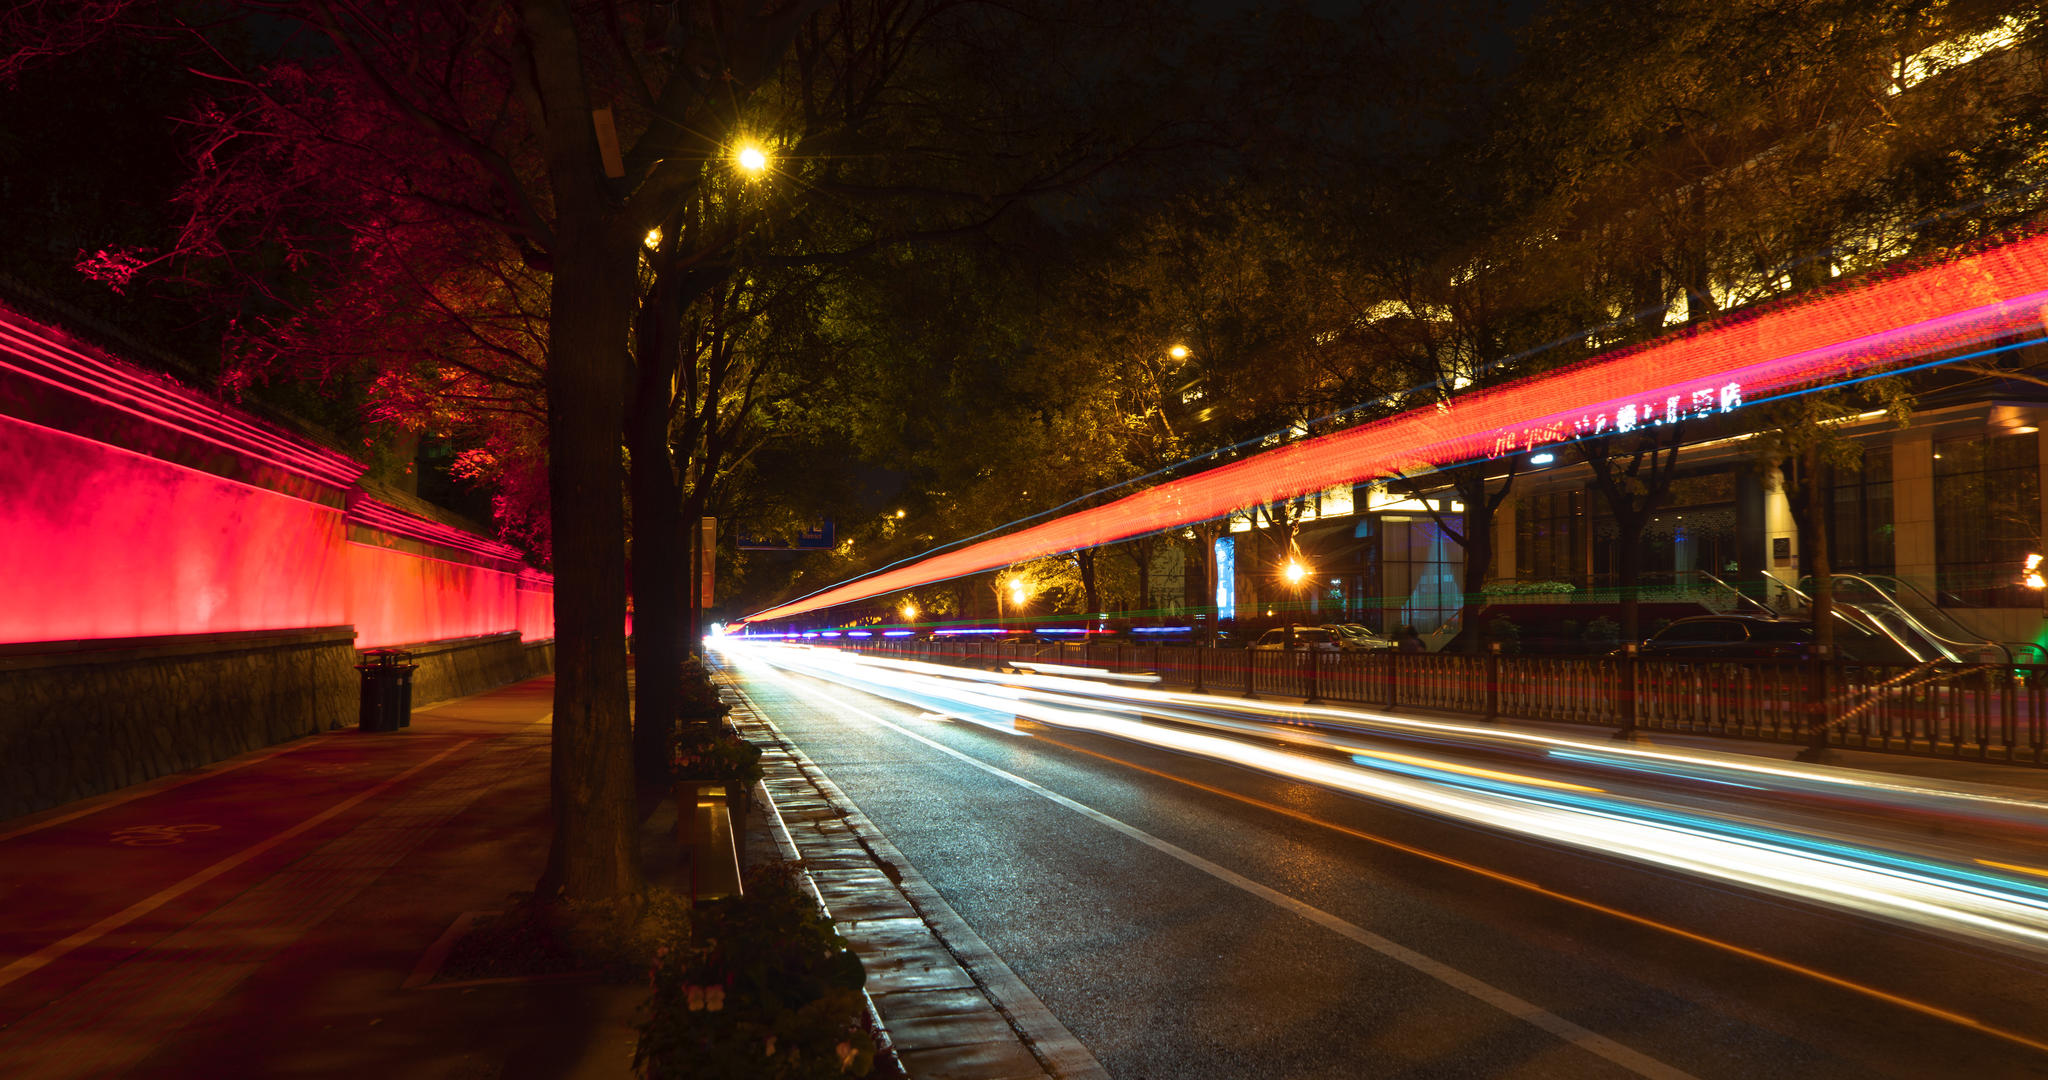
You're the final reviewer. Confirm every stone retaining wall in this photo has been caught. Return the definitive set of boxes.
[521,639,556,680]
[381,632,529,708]
[0,628,358,820]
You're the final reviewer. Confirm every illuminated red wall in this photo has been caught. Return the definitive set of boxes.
[518,571,556,643]
[0,412,349,643]
[0,304,552,648]
[345,543,519,649]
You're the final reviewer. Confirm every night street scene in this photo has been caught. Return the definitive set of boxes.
[13,3,2048,1079]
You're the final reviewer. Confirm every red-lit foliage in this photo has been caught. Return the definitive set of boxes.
[749,231,2048,623]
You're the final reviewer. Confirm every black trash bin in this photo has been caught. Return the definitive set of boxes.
[355,649,417,732]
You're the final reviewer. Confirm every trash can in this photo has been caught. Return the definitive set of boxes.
[355,649,417,732]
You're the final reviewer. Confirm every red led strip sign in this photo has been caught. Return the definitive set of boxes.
[749,233,2048,623]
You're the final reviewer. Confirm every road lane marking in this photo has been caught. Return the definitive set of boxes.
[0,738,473,992]
[1032,731,2048,1059]
[727,681,1109,1080]
[755,666,1695,1080]
[1979,858,2048,880]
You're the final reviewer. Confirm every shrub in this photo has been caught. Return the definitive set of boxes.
[680,656,732,720]
[638,862,874,1079]
[673,720,764,792]
[1483,615,1522,654]
[1480,580,1576,596]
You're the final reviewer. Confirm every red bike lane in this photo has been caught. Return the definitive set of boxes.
[0,730,482,1028]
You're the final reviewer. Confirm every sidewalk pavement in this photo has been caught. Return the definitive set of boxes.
[0,676,651,1079]
[0,668,1063,1080]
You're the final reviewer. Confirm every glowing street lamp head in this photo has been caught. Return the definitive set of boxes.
[1282,559,1309,586]
[1168,344,1190,361]
[901,600,918,620]
[1008,580,1028,605]
[735,142,770,175]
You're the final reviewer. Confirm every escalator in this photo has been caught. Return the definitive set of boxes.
[1767,575,1939,663]
[1800,573,2040,665]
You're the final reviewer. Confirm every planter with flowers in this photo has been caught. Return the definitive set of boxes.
[637,862,874,1079]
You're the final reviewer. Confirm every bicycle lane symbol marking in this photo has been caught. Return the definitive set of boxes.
[110,824,221,847]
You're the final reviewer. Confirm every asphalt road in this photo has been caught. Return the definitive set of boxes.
[723,645,2048,1080]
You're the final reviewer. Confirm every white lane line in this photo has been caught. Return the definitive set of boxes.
[756,663,1696,1080]
[0,738,474,991]
[730,677,1107,1080]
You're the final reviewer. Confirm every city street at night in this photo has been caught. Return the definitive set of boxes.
[722,641,2048,1079]
[11,2,2048,1076]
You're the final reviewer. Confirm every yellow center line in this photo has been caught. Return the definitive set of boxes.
[1034,731,2048,1057]
[1978,858,2048,880]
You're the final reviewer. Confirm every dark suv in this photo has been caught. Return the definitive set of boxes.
[1634,615,1911,664]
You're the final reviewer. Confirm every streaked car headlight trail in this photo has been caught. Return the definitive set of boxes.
[721,640,2048,961]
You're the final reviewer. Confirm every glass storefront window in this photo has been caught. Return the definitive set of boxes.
[1515,491,1582,584]
[1934,431,2040,607]
[1830,447,1893,575]
[1379,515,1463,633]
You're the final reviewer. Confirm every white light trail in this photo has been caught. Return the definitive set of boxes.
[719,640,2048,960]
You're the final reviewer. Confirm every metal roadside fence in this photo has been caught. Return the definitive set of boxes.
[829,637,2048,766]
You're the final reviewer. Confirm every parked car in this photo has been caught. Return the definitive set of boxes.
[1251,627,1344,652]
[1323,624,1397,650]
[1629,615,1913,664]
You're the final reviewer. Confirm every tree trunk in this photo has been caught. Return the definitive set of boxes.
[1078,548,1099,617]
[539,243,642,900]
[1615,513,1646,643]
[1126,538,1154,624]
[1460,521,1492,655]
[1453,474,1502,656]
[527,0,640,902]
[680,488,711,643]
[627,365,683,784]
[1805,445,1835,654]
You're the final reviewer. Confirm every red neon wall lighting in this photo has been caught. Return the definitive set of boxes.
[518,571,556,643]
[748,232,2048,623]
[0,412,350,643]
[346,542,519,648]
[0,303,553,649]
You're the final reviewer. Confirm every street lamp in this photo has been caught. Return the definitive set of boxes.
[734,141,770,175]
[900,600,918,623]
[1281,558,1310,645]
[1168,343,1190,361]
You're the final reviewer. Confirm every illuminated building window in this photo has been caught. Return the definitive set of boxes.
[1935,431,2040,607]
[1516,491,1584,584]
[1829,450,1894,575]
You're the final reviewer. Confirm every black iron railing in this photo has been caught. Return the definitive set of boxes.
[822,638,2048,765]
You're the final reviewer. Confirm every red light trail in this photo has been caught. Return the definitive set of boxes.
[746,232,2048,624]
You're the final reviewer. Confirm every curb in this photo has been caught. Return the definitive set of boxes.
[720,673,1107,1080]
